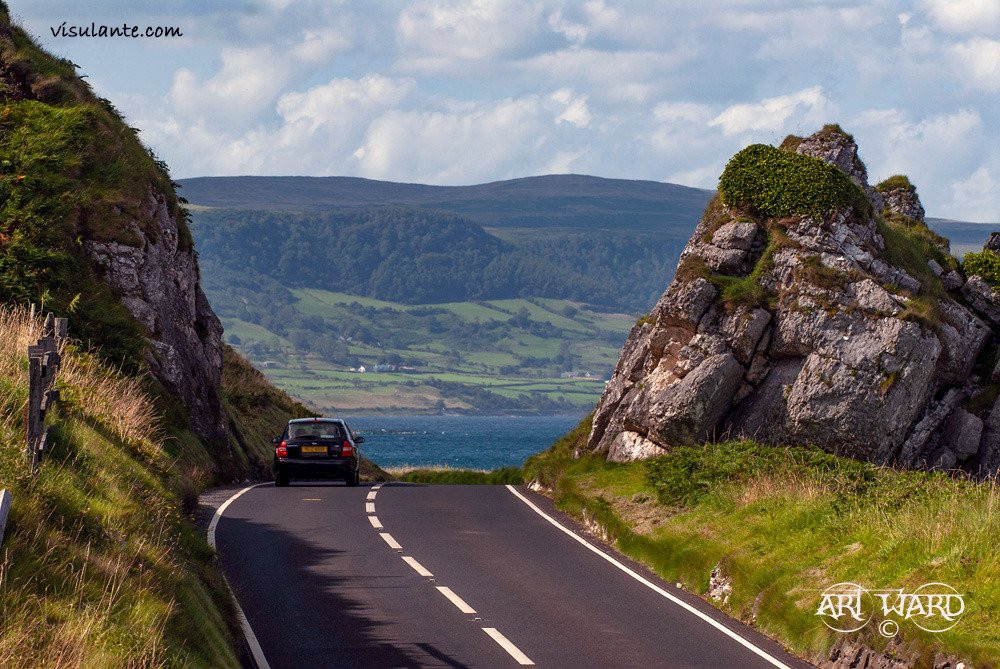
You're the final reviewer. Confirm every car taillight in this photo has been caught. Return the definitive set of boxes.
[275,440,287,458]
[341,440,354,457]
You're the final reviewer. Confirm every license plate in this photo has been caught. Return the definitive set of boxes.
[301,446,327,454]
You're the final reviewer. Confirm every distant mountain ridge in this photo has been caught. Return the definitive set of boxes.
[179,174,992,243]
[178,174,714,233]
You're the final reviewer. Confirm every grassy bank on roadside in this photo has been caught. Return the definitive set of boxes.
[0,307,239,666]
[521,417,999,666]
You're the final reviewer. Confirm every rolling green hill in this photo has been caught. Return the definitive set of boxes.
[221,289,632,414]
[182,176,994,415]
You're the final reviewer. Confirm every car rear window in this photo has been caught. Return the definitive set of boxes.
[288,422,344,441]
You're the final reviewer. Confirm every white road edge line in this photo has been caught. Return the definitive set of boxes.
[366,502,376,513]
[208,483,272,669]
[436,586,476,614]
[368,515,383,529]
[372,484,382,490]
[380,532,402,550]
[483,627,534,666]
[367,490,378,500]
[402,556,433,577]
[505,485,794,669]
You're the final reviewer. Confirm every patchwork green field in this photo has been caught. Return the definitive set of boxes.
[224,290,632,413]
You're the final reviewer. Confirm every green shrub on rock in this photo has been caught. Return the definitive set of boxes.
[875,174,915,193]
[964,249,1000,288]
[718,143,872,220]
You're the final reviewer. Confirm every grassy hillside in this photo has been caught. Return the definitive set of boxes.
[0,306,238,666]
[223,290,629,414]
[0,5,191,371]
[515,422,998,667]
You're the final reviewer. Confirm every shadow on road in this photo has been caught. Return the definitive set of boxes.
[217,508,469,668]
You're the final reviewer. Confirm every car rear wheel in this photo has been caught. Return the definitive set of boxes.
[275,471,290,487]
[346,471,360,487]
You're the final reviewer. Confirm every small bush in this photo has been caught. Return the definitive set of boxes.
[718,143,872,220]
[875,174,915,193]
[964,249,1000,288]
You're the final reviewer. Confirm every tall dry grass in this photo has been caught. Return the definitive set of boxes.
[0,304,159,449]
[0,304,198,667]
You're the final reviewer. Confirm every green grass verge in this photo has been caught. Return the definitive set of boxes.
[522,418,999,666]
[395,466,523,485]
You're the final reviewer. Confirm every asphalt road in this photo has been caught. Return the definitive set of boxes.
[207,482,812,668]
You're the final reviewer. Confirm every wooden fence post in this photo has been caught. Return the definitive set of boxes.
[26,356,41,463]
[0,489,11,549]
[25,313,66,473]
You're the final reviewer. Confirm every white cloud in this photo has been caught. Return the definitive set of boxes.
[518,48,692,103]
[851,107,986,216]
[276,75,415,133]
[710,86,832,135]
[550,88,591,128]
[548,0,621,45]
[291,28,353,63]
[542,148,591,173]
[653,101,712,123]
[167,47,290,125]
[395,0,545,73]
[953,38,1000,90]
[949,166,1000,221]
[922,0,1000,34]
[353,96,553,183]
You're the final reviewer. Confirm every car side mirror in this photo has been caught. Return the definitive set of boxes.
[354,435,365,444]
[271,436,282,445]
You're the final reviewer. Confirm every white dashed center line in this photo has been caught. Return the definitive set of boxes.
[366,485,533,665]
[436,586,477,614]
[483,628,534,665]
[402,556,433,577]
[380,532,402,550]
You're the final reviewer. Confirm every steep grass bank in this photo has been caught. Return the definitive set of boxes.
[523,418,998,666]
[0,306,239,666]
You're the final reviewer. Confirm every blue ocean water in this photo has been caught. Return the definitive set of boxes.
[341,414,585,470]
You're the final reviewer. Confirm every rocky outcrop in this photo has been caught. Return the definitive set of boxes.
[85,192,227,448]
[824,636,968,669]
[586,126,1000,475]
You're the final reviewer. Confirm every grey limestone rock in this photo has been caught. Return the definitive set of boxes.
[85,191,227,449]
[587,124,1000,477]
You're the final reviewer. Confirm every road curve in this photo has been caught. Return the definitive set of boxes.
[207,482,811,668]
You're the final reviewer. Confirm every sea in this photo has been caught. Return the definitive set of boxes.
[340,414,585,471]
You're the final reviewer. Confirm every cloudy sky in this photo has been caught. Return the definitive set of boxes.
[9,0,1000,220]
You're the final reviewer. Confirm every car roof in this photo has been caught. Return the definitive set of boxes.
[288,417,345,424]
